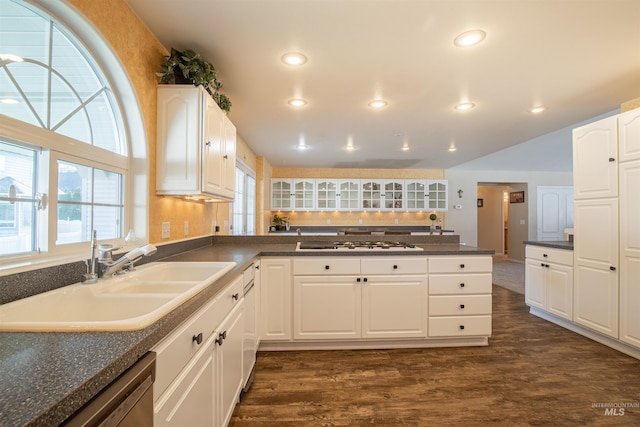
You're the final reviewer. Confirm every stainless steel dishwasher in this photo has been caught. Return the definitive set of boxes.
[63,352,155,427]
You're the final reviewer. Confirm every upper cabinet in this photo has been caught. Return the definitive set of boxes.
[271,178,448,212]
[156,85,236,201]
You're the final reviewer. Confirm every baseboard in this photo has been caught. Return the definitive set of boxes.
[258,336,489,351]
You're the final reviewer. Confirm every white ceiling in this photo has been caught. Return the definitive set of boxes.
[125,0,640,170]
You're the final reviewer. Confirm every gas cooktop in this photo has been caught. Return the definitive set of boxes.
[296,241,423,251]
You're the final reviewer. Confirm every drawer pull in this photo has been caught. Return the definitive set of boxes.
[357,278,361,282]
[609,157,616,162]
[393,265,398,270]
[215,331,227,346]
[232,293,239,301]
[460,264,465,269]
[325,265,330,270]
[192,332,203,345]
[363,277,368,282]
[543,253,548,257]
[610,266,616,271]
[460,304,465,309]
[541,262,545,267]
[459,325,465,330]
[459,283,465,288]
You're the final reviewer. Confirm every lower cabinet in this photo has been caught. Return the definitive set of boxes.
[260,258,292,341]
[292,257,428,340]
[525,245,573,320]
[427,256,493,337]
[153,276,244,427]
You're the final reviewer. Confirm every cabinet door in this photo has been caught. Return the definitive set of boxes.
[620,161,640,348]
[546,263,573,320]
[217,303,244,427]
[293,179,315,210]
[618,108,640,162]
[382,180,404,210]
[260,259,292,340]
[202,94,224,196]
[525,259,546,309]
[572,116,618,199]
[316,180,337,210]
[574,263,618,338]
[293,276,361,339]
[154,337,215,427]
[361,275,427,338]
[221,115,237,198]
[405,181,427,211]
[574,199,618,272]
[338,180,360,211]
[361,180,383,210]
[271,180,292,210]
[426,180,448,211]
[156,86,201,194]
[620,256,640,348]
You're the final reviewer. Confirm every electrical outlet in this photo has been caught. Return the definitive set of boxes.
[161,222,170,239]
[394,218,399,224]
[326,219,331,225]
[184,221,189,236]
[358,218,363,225]
[223,220,229,230]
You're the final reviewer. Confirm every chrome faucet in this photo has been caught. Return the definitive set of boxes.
[82,230,99,283]
[99,243,158,278]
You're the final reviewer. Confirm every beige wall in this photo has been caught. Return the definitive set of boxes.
[268,167,445,231]
[66,0,261,242]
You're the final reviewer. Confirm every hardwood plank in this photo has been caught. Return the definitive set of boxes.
[231,286,640,425]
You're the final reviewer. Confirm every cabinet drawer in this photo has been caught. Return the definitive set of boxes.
[428,315,492,337]
[429,295,492,316]
[153,276,242,399]
[429,273,492,294]
[525,245,573,266]
[293,258,360,275]
[361,257,427,275]
[428,256,492,273]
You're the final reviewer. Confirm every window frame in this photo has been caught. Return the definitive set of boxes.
[231,160,256,236]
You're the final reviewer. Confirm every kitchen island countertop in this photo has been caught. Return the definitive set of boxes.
[0,241,492,427]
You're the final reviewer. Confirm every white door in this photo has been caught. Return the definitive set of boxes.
[546,263,573,320]
[537,186,573,241]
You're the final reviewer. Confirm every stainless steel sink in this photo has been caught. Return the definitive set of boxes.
[0,261,236,332]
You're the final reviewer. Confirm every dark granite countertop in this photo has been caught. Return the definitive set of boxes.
[524,240,574,251]
[0,240,492,427]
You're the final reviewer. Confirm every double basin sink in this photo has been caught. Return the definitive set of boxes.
[0,262,236,332]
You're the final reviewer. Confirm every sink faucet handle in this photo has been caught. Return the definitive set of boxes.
[98,244,121,262]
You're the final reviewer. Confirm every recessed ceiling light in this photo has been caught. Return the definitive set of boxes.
[288,98,307,107]
[401,145,410,151]
[448,146,457,152]
[530,106,546,114]
[454,29,486,47]
[281,52,307,65]
[368,99,388,108]
[454,102,475,111]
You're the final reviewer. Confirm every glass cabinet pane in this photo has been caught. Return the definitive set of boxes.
[316,180,337,210]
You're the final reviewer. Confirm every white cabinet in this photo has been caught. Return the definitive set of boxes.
[292,257,428,340]
[426,180,448,211]
[270,179,314,210]
[405,180,427,211]
[157,85,236,201]
[216,303,244,427]
[620,159,640,348]
[427,256,492,337]
[618,108,640,162]
[361,180,383,210]
[338,180,360,211]
[572,116,618,200]
[525,245,573,320]
[153,275,244,427]
[260,258,292,341]
[382,180,404,210]
[316,180,338,210]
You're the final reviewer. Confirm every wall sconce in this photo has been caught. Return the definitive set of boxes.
[457,189,463,198]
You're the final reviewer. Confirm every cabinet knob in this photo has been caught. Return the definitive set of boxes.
[325,265,330,270]
[460,264,465,269]
[609,157,616,162]
[459,283,465,288]
[543,253,548,257]
[610,266,616,271]
[459,325,465,330]
[357,278,361,282]
[541,262,545,267]
[232,293,239,300]
[192,332,203,345]
[393,265,398,270]
[363,277,368,282]
[223,154,228,159]
[205,141,212,147]
[460,304,465,309]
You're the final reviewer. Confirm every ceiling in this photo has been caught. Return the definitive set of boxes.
[125,0,640,170]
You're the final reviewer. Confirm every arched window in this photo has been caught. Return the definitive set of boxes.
[0,0,145,266]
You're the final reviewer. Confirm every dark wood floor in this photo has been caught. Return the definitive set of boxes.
[230,286,640,426]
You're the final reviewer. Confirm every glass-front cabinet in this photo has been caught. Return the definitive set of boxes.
[427,180,448,211]
[271,179,292,210]
[316,180,337,210]
[361,180,383,210]
[383,180,404,210]
[338,180,360,211]
[406,181,427,210]
[293,180,315,210]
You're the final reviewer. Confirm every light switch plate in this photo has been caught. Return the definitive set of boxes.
[161,222,170,239]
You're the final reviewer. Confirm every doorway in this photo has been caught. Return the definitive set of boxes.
[477,183,528,262]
